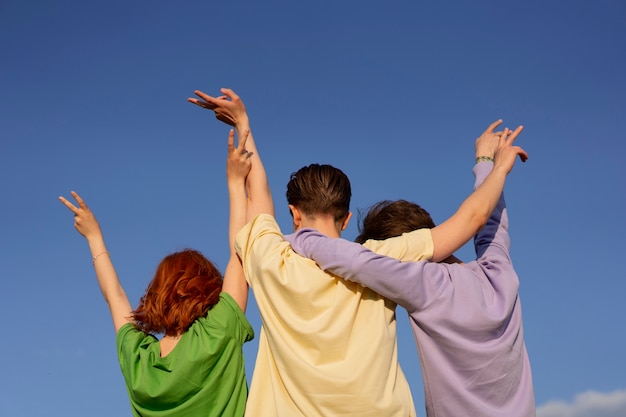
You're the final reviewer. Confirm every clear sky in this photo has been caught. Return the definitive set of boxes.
[2,1,625,416]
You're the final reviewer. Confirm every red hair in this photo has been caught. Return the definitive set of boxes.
[131,249,223,336]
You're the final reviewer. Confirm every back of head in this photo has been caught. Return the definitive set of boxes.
[286,163,351,221]
[132,249,223,336]
[355,200,436,244]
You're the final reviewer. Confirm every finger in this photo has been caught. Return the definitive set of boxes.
[515,146,529,162]
[220,88,240,101]
[193,91,221,106]
[188,98,217,110]
[187,98,207,108]
[228,129,235,152]
[237,129,250,152]
[216,114,234,125]
[194,90,214,101]
[70,191,89,209]
[485,119,503,134]
[506,125,524,144]
[58,196,79,213]
[499,128,510,144]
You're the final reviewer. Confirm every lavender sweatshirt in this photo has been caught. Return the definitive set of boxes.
[285,162,535,417]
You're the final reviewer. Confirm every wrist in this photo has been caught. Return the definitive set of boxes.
[86,231,107,251]
[92,251,111,265]
[227,178,246,189]
[235,116,250,133]
[475,156,494,164]
[86,231,105,246]
[490,163,509,177]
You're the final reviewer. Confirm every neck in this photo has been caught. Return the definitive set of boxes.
[299,215,342,238]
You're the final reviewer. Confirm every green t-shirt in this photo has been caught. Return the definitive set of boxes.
[116,292,254,417]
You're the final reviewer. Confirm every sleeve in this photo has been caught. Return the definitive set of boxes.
[234,213,289,288]
[116,323,151,376]
[473,162,509,259]
[473,160,493,190]
[472,163,519,293]
[363,228,434,261]
[205,293,254,344]
[287,230,447,312]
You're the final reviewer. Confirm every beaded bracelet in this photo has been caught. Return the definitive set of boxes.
[475,156,494,163]
[92,251,110,265]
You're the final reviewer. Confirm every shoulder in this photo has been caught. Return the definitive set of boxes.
[245,213,280,233]
[197,293,254,340]
[116,322,145,345]
[236,214,291,261]
[236,214,282,246]
[211,292,248,318]
[116,323,157,361]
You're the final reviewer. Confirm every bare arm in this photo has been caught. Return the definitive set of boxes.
[188,88,274,220]
[222,129,252,312]
[430,121,528,261]
[58,192,133,332]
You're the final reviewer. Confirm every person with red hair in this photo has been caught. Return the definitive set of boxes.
[59,129,255,417]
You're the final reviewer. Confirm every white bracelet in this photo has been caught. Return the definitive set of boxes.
[92,251,110,265]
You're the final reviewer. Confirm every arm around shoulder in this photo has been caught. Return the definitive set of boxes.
[287,229,442,311]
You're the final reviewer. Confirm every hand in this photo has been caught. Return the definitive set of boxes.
[226,128,253,183]
[59,191,103,241]
[475,119,504,159]
[188,88,249,128]
[493,125,528,174]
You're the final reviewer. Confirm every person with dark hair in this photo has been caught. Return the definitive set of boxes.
[286,130,536,416]
[190,88,416,416]
[58,129,255,417]
[189,88,528,417]
[355,200,435,244]
[355,200,462,264]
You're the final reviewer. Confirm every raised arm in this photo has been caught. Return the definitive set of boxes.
[475,181,509,259]
[58,192,133,332]
[222,129,252,312]
[429,120,528,261]
[188,88,274,220]
[473,122,526,260]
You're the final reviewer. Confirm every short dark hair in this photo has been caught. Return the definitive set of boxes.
[286,164,351,222]
[355,200,436,244]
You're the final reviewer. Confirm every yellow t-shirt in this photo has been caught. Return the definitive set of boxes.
[235,214,433,417]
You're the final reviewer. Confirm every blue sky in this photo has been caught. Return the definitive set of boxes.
[1,1,625,416]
